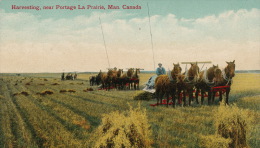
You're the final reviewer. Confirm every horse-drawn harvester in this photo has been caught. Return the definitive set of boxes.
[151,60,235,107]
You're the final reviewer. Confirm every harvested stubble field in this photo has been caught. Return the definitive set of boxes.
[0,73,259,147]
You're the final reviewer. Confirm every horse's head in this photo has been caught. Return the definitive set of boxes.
[212,64,218,69]
[127,68,134,77]
[189,62,199,77]
[107,69,113,76]
[225,60,236,78]
[172,63,182,75]
[97,70,102,76]
[117,69,123,77]
[135,68,140,74]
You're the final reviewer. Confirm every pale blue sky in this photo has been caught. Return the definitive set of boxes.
[0,0,259,72]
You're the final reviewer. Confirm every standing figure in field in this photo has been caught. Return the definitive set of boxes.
[144,63,166,92]
[195,65,222,105]
[61,72,65,80]
[73,73,77,80]
[155,63,181,107]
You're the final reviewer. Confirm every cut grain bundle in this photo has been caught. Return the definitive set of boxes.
[68,89,76,93]
[199,135,231,148]
[91,103,153,147]
[87,88,94,91]
[215,104,252,148]
[13,93,20,96]
[25,82,30,85]
[83,88,94,92]
[37,90,54,95]
[36,92,46,96]
[51,83,59,85]
[133,91,154,101]
[200,103,253,148]
[60,89,67,93]
[44,90,54,95]
[20,91,29,96]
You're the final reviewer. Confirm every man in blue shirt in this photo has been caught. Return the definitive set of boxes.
[144,63,166,92]
[156,63,166,76]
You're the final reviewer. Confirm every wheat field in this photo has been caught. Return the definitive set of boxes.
[0,73,259,147]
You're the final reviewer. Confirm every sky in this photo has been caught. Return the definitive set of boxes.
[0,0,260,73]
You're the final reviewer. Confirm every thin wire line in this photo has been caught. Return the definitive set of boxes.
[99,17,110,68]
[147,3,156,70]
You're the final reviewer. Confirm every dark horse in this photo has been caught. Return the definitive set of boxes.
[95,70,102,85]
[213,60,236,105]
[66,73,74,80]
[195,65,222,105]
[155,63,182,107]
[89,76,96,86]
[112,69,124,90]
[131,68,140,90]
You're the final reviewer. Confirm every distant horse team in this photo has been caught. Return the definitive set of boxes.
[155,60,236,107]
[61,73,77,80]
[89,67,141,91]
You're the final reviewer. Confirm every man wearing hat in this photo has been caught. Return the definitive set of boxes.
[143,63,166,92]
[156,63,166,76]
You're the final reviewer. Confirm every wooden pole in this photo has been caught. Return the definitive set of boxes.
[181,61,212,64]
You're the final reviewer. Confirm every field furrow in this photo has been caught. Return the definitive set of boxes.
[6,82,85,147]
[0,79,37,148]
[14,84,91,139]
[0,73,259,147]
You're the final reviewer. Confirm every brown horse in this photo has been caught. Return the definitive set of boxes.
[214,60,236,105]
[113,69,123,89]
[127,68,134,78]
[101,69,114,91]
[73,73,77,80]
[195,65,222,105]
[118,68,134,90]
[177,63,200,106]
[131,68,140,90]
[155,63,182,107]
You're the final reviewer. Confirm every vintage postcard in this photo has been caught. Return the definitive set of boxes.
[0,0,259,147]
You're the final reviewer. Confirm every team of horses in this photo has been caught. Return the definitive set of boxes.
[89,68,141,90]
[61,73,77,80]
[155,60,236,107]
